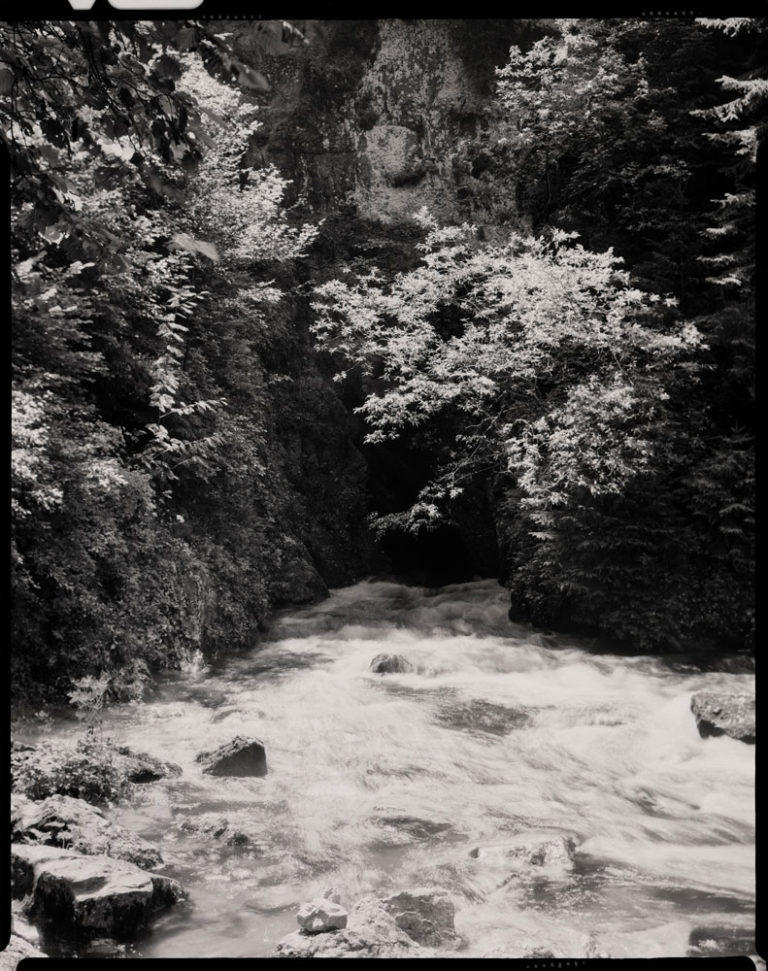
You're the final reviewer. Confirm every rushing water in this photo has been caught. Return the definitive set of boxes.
[26,579,756,959]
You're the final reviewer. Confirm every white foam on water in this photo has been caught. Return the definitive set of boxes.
[30,579,753,958]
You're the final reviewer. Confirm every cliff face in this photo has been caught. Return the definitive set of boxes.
[217,20,537,591]
[234,20,533,225]
[328,19,491,225]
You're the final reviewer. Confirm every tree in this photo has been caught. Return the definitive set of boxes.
[312,214,718,648]
[6,21,319,698]
[693,17,765,399]
[487,17,757,649]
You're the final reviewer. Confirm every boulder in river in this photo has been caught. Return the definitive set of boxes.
[275,896,424,958]
[195,736,268,777]
[12,793,163,871]
[690,692,755,744]
[347,896,427,950]
[381,887,458,946]
[297,898,348,933]
[372,811,453,843]
[369,654,413,674]
[12,843,184,940]
[114,746,182,783]
[470,832,577,879]
[413,860,487,904]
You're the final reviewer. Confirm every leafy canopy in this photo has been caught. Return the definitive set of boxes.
[7,20,320,697]
[312,212,700,535]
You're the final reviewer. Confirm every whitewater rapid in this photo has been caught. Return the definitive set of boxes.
[34,579,756,958]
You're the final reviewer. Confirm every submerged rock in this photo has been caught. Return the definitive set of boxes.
[381,887,458,946]
[527,946,556,958]
[434,699,531,735]
[176,814,268,850]
[12,793,163,871]
[12,843,184,940]
[469,832,577,880]
[687,924,758,957]
[372,812,453,843]
[690,692,755,744]
[297,898,349,933]
[369,654,413,674]
[195,736,268,777]
[481,928,604,959]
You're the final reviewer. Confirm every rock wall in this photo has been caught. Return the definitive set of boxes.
[343,19,488,224]
[218,20,540,589]
[262,287,374,600]
[233,19,536,226]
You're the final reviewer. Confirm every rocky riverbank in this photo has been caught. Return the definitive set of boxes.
[7,732,280,961]
[9,726,587,959]
[9,734,187,959]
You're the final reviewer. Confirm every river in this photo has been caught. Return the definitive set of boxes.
[27,578,756,959]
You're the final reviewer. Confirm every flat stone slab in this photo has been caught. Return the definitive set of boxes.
[195,736,268,777]
[691,692,755,744]
[12,844,184,940]
[12,793,163,870]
